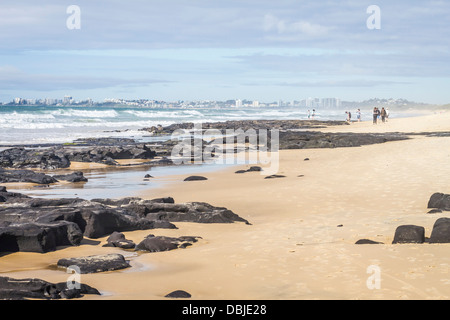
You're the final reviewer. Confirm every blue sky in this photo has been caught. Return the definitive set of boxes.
[0,0,449,104]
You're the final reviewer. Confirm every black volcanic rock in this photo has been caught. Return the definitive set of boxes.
[0,221,83,253]
[0,168,57,184]
[264,174,286,179]
[103,231,136,249]
[0,276,100,300]
[128,201,251,225]
[392,225,425,244]
[429,218,450,243]
[52,171,88,183]
[277,131,409,150]
[165,290,192,298]
[184,176,208,181]
[0,190,250,254]
[355,239,383,245]
[0,147,70,170]
[57,253,131,274]
[0,144,157,169]
[428,193,450,211]
[136,235,200,253]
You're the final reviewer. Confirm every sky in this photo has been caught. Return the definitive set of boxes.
[0,0,449,104]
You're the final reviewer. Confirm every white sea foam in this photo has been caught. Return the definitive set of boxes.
[50,108,120,118]
[0,106,347,145]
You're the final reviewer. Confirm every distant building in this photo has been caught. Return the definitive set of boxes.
[235,99,242,107]
[63,95,73,104]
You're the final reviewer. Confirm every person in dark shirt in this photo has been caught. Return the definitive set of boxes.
[373,107,379,124]
[380,107,387,123]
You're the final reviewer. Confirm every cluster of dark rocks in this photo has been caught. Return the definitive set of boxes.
[0,140,158,170]
[102,231,201,253]
[277,131,409,150]
[0,276,100,300]
[356,192,450,244]
[0,185,249,300]
[141,119,350,136]
[0,186,250,255]
[0,168,87,185]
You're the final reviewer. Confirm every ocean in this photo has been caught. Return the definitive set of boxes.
[0,105,356,146]
[0,104,411,199]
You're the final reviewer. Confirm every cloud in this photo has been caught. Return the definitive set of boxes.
[263,14,331,37]
[251,79,412,88]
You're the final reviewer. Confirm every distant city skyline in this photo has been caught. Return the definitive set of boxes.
[4,95,432,110]
[1,1,449,104]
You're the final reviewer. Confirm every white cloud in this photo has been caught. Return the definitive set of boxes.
[263,14,331,37]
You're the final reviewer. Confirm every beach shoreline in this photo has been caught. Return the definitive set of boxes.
[1,111,450,300]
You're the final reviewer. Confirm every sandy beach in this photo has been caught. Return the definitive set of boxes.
[1,111,450,300]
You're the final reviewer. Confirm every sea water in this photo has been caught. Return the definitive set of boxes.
[0,105,413,198]
[0,105,356,146]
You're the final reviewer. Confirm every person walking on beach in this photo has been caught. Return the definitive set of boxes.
[380,107,387,123]
[386,108,390,122]
[307,110,311,119]
[312,109,316,120]
[356,109,361,122]
[346,111,351,123]
[373,107,378,124]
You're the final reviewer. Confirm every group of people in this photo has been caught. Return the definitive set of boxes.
[344,107,389,124]
[372,107,389,124]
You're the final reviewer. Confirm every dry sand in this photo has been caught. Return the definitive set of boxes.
[1,111,450,300]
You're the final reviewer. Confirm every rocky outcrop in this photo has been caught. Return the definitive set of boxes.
[57,254,131,274]
[277,131,409,150]
[52,171,88,183]
[102,231,136,249]
[165,290,192,298]
[141,119,350,136]
[0,276,100,300]
[125,201,251,225]
[429,218,450,243]
[235,166,262,174]
[392,225,425,244]
[184,176,208,181]
[0,168,87,184]
[0,147,70,170]
[428,193,450,211]
[355,239,383,245]
[0,144,157,169]
[0,221,83,254]
[0,168,57,184]
[0,189,249,254]
[135,235,200,252]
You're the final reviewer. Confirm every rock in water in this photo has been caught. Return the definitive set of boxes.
[57,254,130,274]
[429,218,450,243]
[52,171,88,182]
[392,225,425,244]
[0,168,57,184]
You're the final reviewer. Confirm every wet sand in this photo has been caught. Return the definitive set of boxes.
[1,110,450,300]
